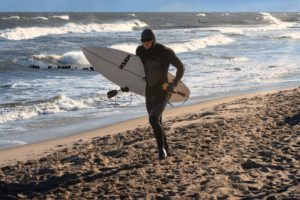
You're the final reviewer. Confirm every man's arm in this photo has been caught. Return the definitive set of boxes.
[168,49,185,85]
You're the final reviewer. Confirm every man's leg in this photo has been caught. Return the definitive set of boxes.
[160,116,169,155]
[149,100,168,159]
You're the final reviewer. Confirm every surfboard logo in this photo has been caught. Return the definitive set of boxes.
[119,55,131,69]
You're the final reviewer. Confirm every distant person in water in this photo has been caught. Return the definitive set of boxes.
[136,29,185,160]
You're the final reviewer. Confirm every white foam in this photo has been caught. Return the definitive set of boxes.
[60,51,90,65]
[32,16,48,20]
[32,54,62,64]
[196,13,206,17]
[167,34,235,53]
[212,13,294,35]
[0,26,64,40]
[110,34,235,54]
[217,27,246,35]
[232,57,248,62]
[0,140,27,145]
[0,109,38,123]
[1,15,70,21]
[33,51,90,65]
[223,56,249,62]
[50,15,70,20]
[260,12,293,29]
[129,13,136,17]
[0,95,91,123]
[0,20,148,40]
[260,12,283,25]
[1,16,20,20]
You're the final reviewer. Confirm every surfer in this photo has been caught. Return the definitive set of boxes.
[136,29,185,160]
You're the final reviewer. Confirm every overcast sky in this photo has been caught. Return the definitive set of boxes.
[0,0,299,12]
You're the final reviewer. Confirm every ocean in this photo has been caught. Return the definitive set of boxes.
[0,12,300,149]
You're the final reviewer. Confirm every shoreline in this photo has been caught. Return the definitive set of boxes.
[3,79,299,151]
[0,87,299,199]
[0,87,297,167]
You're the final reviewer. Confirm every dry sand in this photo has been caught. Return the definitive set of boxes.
[0,88,299,199]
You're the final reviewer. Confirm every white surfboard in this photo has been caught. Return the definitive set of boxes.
[81,46,190,103]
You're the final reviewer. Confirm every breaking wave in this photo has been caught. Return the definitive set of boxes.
[0,94,94,123]
[221,56,249,62]
[1,15,21,20]
[213,13,294,35]
[0,20,148,40]
[1,15,70,21]
[196,13,206,17]
[167,34,235,53]
[111,34,235,54]
[0,140,27,146]
[261,12,284,25]
[32,16,49,20]
[50,15,70,20]
[32,51,89,66]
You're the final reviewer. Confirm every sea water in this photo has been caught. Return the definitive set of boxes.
[0,12,300,149]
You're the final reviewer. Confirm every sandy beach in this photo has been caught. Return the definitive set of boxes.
[0,87,299,199]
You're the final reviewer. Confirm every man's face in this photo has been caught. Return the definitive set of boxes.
[142,40,153,50]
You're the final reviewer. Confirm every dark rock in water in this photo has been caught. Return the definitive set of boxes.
[57,65,71,69]
[234,67,241,71]
[82,67,95,71]
[27,64,40,69]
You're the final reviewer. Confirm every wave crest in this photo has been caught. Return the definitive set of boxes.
[1,15,20,20]
[110,34,234,54]
[0,95,92,123]
[0,20,148,41]
[167,34,234,53]
[211,13,295,35]
[196,13,206,17]
[50,15,70,20]
[33,51,89,65]
[260,12,283,25]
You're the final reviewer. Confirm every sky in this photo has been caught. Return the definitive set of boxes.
[0,0,299,12]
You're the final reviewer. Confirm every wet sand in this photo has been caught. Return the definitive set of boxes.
[0,88,299,199]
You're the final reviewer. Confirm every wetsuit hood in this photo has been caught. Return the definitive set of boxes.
[141,29,156,43]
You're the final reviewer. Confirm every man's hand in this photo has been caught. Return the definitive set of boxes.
[162,82,177,92]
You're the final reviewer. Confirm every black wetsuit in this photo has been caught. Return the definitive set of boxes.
[136,43,184,156]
